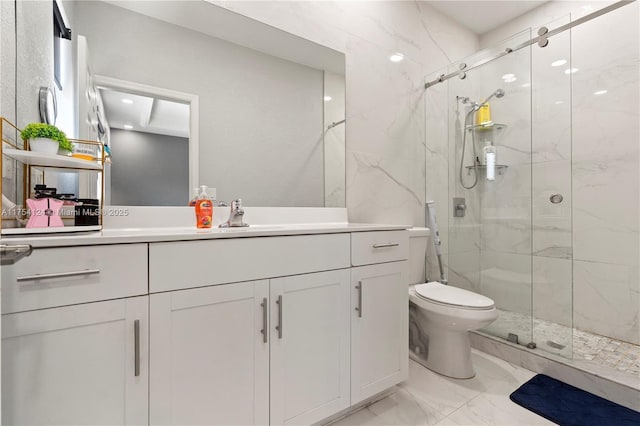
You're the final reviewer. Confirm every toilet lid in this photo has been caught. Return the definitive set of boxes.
[414,282,495,310]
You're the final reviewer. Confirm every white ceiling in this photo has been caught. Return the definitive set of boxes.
[99,88,190,138]
[428,1,550,35]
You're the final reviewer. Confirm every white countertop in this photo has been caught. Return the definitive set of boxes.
[0,223,410,248]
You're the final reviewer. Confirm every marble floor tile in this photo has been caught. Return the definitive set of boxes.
[333,352,549,426]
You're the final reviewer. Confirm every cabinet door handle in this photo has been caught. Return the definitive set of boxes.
[355,281,363,318]
[275,295,283,339]
[17,269,100,282]
[372,243,399,249]
[260,297,268,343]
[134,319,140,377]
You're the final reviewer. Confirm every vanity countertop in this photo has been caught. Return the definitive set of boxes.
[0,223,410,248]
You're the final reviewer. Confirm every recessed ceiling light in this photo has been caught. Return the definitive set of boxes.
[564,68,579,75]
[123,124,133,130]
[521,83,531,88]
[389,53,404,62]
[501,73,515,80]
[324,95,332,101]
[593,90,608,95]
[554,100,564,105]
[121,98,133,104]
[551,59,567,67]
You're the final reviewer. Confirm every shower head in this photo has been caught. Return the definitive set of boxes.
[478,88,505,108]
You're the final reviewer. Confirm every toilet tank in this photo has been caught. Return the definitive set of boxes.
[408,227,430,285]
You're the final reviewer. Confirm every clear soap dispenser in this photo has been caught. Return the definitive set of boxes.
[483,141,497,181]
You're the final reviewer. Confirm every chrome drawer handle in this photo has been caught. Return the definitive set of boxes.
[372,243,399,249]
[355,281,363,318]
[260,297,268,343]
[0,244,32,262]
[17,269,101,282]
[134,319,141,377]
[275,295,283,339]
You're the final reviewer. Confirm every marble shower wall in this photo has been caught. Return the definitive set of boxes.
[211,0,479,227]
[570,2,639,345]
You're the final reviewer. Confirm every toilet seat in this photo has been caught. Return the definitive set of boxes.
[414,282,494,310]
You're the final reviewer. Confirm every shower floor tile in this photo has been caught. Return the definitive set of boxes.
[482,309,640,386]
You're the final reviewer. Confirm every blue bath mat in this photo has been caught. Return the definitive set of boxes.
[510,374,640,426]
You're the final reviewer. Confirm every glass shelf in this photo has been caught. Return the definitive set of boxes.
[465,164,509,176]
[465,123,507,132]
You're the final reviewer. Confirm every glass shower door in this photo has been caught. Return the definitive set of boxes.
[530,16,573,357]
[446,29,535,347]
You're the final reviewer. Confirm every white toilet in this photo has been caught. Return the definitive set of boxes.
[407,227,498,379]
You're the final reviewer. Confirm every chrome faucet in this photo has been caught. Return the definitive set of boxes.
[219,199,249,228]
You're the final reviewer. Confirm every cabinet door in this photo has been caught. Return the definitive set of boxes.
[150,280,269,426]
[351,262,408,404]
[2,296,149,426]
[270,269,350,426]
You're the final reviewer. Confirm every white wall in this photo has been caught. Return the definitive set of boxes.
[15,1,53,129]
[109,129,189,206]
[0,0,16,124]
[211,0,480,225]
[74,1,325,207]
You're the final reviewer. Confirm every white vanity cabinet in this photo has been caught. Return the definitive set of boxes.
[2,296,149,426]
[0,226,410,426]
[148,234,352,426]
[149,279,270,426]
[1,243,149,426]
[270,269,350,425]
[350,231,409,404]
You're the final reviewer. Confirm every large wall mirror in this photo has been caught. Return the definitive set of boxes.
[0,0,345,207]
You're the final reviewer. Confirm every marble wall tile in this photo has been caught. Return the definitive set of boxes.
[480,251,532,315]
[571,1,639,268]
[446,251,481,292]
[531,16,571,165]
[532,161,572,259]
[532,256,572,327]
[574,260,640,345]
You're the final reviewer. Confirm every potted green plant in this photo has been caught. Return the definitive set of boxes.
[20,123,73,155]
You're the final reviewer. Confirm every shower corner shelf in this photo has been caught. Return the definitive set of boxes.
[465,164,509,176]
[465,122,507,132]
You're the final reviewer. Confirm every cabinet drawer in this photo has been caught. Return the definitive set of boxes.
[2,244,148,314]
[351,230,409,266]
[149,233,350,292]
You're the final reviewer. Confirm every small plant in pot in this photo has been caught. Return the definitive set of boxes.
[20,123,73,155]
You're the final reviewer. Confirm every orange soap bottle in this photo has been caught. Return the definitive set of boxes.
[195,185,213,229]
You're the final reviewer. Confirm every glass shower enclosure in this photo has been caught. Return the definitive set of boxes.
[425,17,574,358]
